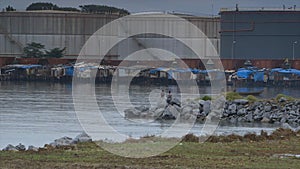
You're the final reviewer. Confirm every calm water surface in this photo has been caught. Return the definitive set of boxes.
[0,81,299,148]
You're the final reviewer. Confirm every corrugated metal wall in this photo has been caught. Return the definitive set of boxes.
[220,11,300,60]
[0,11,220,59]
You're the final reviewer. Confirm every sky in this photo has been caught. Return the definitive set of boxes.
[1,0,300,16]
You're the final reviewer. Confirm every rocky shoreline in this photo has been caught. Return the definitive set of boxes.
[124,96,300,127]
[2,132,92,151]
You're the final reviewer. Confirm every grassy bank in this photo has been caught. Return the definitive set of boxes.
[1,129,300,169]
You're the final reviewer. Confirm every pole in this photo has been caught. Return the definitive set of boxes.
[293,41,297,60]
[231,40,236,59]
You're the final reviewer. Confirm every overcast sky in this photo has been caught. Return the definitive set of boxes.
[1,0,300,15]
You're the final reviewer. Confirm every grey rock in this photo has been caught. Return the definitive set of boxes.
[15,143,26,151]
[154,108,165,117]
[264,105,272,112]
[263,112,271,118]
[2,144,18,151]
[198,100,205,105]
[282,123,294,130]
[124,108,140,118]
[202,101,211,115]
[253,108,260,115]
[157,100,167,109]
[233,99,249,105]
[245,113,253,122]
[27,145,39,151]
[161,106,176,120]
[279,97,287,102]
[237,117,244,122]
[72,132,92,144]
[237,105,244,110]
[261,117,270,123]
[135,106,149,112]
[237,108,247,116]
[228,104,237,114]
[253,114,263,121]
[50,136,73,147]
[192,109,200,116]
[229,117,237,123]
[170,98,181,107]
[289,111,298,116]
[182,105,193,115]
[295,126,300,132]
[280,117,287,123]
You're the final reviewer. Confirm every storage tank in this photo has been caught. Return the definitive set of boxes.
[0,11,220,60]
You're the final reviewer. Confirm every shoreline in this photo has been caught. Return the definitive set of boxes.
[1,129,299,169]
[2,126,299,152]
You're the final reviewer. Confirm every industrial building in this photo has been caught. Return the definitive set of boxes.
[0,9,299,69]
[0,11,220,59]
[220,9,300,60]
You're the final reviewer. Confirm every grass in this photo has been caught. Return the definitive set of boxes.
[275,94,296,102]
[226,92,243,101]
[1,129,300,169]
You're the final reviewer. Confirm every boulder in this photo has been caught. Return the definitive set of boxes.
[245,113,253,122]
[15,143,26,151]
[161,106,177,120]
[289,110,298,116]
[170,98,181,107]
[154,108,165,118]
[228,104,237,115]
[233,99,249,105]
[135,106,149,112]
[261,117,270,123]
[181,105,193,115]
[264,105,272,112]
[2,144,18,151]
[229,117,237,123]
[281,123,294,130]
[50,136,73,147]
[202,101,211,115]
[72,132,92,144]
[27,145,39,151]
[279,97,287,102]
[124,108,141,118]
[237,108,247,116]
[157,100,167,109]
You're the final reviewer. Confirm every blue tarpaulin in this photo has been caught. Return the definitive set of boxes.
[271,68,300,76]
[237,69,253,79]
[19,64,42,69]
[254,71,264,82]
[149,67,165,74]
[64,66,74,76]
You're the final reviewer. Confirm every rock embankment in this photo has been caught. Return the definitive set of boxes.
[2,132,92,152]
[124,97,300,126]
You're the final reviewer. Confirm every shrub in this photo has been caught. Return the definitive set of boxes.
[226,92,243,101]
[201,95,212,101]
[245,95,258,103]
[182,133,199,142]
[275,94,295,102]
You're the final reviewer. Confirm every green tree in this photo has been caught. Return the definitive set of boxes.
[26,2,59,11]
[45,47,66,58]
[79,5,130,15]
[5,5,16,11]
[23,42,45,58]
[57,7,80,12]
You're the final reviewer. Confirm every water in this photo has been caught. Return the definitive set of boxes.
[0,81,299,148]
